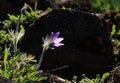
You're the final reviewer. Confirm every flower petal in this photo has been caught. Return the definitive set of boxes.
[53,38,64,43]
[51,32,60,39]
[54,43,64,47]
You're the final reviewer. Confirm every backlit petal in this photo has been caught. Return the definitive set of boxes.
[54,43,64,47]
[53,38,64,43]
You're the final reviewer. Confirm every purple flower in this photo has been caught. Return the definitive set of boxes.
[36,32,64,70]
[43,32,64,50]
[51,32,64,47]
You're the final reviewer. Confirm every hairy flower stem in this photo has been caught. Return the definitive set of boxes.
[36,47,47,70]
[13,13,22,56]
[16,11,22,32]
[13,43,17,56]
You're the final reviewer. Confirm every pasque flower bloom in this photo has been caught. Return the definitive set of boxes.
[36,32,64,70]
[43,32,64,50]
[51,32,64,47]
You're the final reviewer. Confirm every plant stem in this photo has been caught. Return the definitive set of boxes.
[36,47,46,70]
[13,43,17,56]
[13,11,22,56]
[16,11,22,32]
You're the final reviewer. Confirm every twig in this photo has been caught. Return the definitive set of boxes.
[45,65,69,73]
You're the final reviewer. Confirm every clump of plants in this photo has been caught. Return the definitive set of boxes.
[0,2,65,83]
[89,0,120,13]
[0,2,52,54]
[64,73,111,83]
[2,2,52,30]
[0,2,55,83]
[111,24,120,55]
[0,48,47,83]
[79,73,110,83]
[0,22,47,83]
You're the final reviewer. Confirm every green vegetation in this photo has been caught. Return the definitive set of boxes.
[0,3,48,82]
[79,73,110,83]
[0,48,47,83]
[90,0,120,12]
